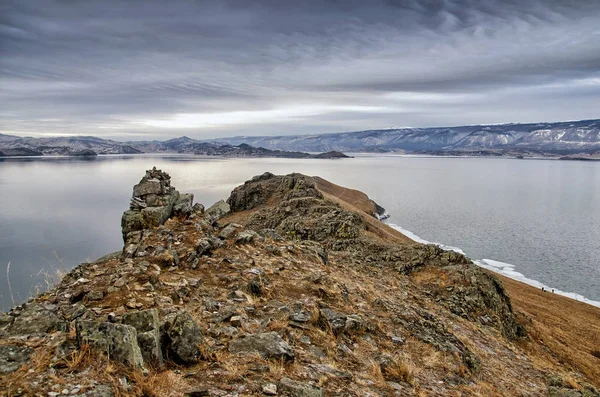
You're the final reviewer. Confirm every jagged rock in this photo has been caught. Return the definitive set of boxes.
[76,321,145,369]
[229,332,294,361]
[87,290,104,301]
[319,308,347,334]
[290,311,311,323]
[196,238,212,255]
[227,173,322,213]
[263,383,278,395]
[236,230,262,244]
[0,344,33,374]
[134,178,163,197]
[121,168,194,242]
[6,303,66,337]
[141,205,173,229]
[345,314,366,333]
[412,244,527,340]
[393,309,481,372]
[278,377,323,397]
[162,311,205,364]
[220,223,242,239]
[258,228,282,241]
[308,363,352,379]
[205,200,230,224]
[121,309,163,367]
[174,193,194,216]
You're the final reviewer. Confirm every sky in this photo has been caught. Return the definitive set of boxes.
[1,0,599,140]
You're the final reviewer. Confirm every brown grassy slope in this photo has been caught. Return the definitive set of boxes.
[319,176,600,384]
[314,176,414,245]
[499,275,600,383]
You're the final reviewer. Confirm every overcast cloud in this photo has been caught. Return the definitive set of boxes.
[1,0,599,140]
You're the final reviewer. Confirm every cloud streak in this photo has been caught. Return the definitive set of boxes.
[1,0,599,139]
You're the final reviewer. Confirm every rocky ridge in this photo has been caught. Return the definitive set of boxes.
[0,169,598,396]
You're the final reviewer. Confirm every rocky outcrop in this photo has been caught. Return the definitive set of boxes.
[205,199,230,224]
[278,377,324,397]
[76,321,145,369]
[0,344,33,375]
[121,167,197,247]
[162,311,205,364]
[2,170,597,396]
[228,332,294,361]
[4,302,67,337]
[121,309,163,367]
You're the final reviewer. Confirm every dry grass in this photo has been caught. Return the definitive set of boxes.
[368,359,385,384]
[66,343,95,373]
[383,358,416,385]
[132,371,190,397]
[499,275,600,384]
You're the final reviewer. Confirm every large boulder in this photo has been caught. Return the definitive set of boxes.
[0,344,33,374]
[205,200,230,224]
[173,193,194,216]
[121,309,163,367]
[229,332,294,361]
[76,321,145,369]
[6,303,66,337]
[162,311,205,364]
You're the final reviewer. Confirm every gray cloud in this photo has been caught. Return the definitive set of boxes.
[1,0,599,139]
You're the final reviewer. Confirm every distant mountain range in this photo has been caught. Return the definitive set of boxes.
[213,119,600,156]
[1,119,599,158]
[0,134,346,159]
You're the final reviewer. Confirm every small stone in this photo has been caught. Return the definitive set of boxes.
[48,392,60,397]
[230,316,242,327]
[184,387,209,397]
[114,277,127,287]
[392,336,405,345]
[61,389,69,395]
[278,377,323,397]
[262,383,277,395]
[87,290,104,301]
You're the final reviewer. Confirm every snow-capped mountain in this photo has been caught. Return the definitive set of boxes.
[214,119,600,153]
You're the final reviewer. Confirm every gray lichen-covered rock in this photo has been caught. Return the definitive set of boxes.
[0,344,33,374]
[205,200,230,224]
[278,377,324,397]
[410,244,527,341]
[162,311,205,364]
[140,205,173,228]
[229,332,294,361]
[319,308,347,334]
[121,167,195,243]
[6,303,66,337]
[121,309,163,367]
[219,223,242,239]
[174,193,194,216]
[235,230,262,244]
[76,321,145,369]
[196,238,212,255]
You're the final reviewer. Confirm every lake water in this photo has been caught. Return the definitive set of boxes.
[1,154,599,311]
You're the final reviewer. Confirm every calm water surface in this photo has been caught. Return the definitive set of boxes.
[1,155,599,310]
